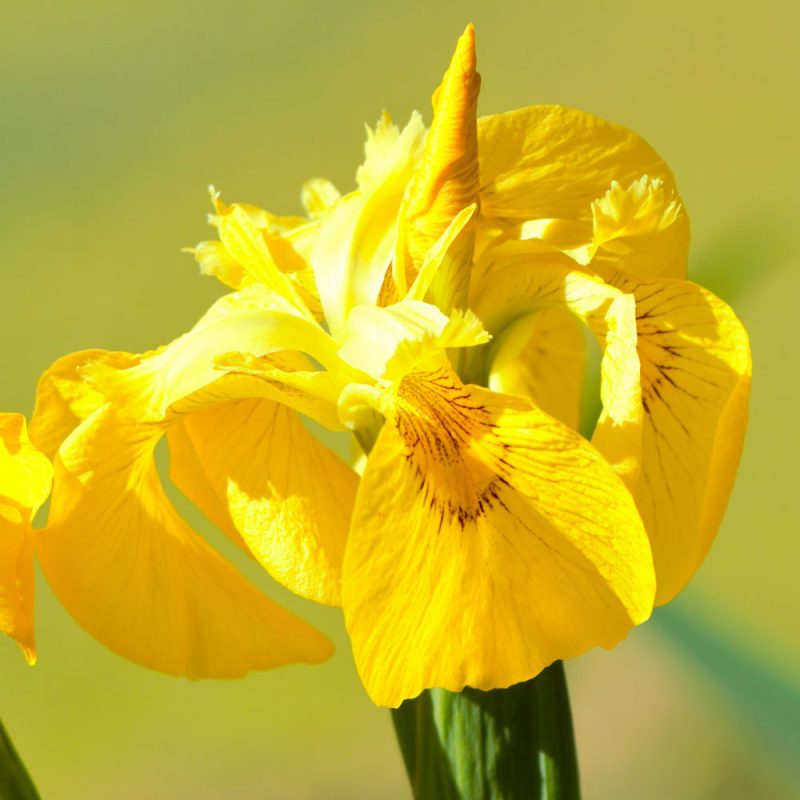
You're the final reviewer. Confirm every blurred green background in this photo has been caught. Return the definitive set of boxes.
[1,1,798,797]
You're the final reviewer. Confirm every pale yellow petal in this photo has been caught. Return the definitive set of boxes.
[86,285,341,422]
[169,398,357,606]
[343,368,653,707]
[213,197,313,315]
[312,114,427,339]
[39,405,333,677]
[301,178,341,219]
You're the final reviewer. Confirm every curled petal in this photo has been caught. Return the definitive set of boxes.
[478,105,680,229]
[599,271,752,602]
[39,406,333,678]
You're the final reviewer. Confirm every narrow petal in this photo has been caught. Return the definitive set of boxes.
[343,367,653,707]
[599,271,752,603]
[400,24,481,306]
[488,308,586,430]
[39,405,333,678]
[478,105,680,229]
[312,114,427,339]
[301,178,341,219]
[0,414,53,663]
[169,398,357,606]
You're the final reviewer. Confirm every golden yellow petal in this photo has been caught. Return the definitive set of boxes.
[599,271,752,603]
[488,308,586,430]
[29,349,139,459]
[591,176,690,280]
[0,414,51,665]
[478,105,680,228]
[470,258,642,481]
[169,398,357,606]
[39,405,333,677]
[400,24,481,306]
[0,414,53,517]
[343,367,653,707]
[0,506,36,664]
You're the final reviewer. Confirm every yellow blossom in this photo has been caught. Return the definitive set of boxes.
[2,24,750,708]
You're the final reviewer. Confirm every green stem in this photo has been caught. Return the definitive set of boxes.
[0,720,41,800]
[391,662,580,800]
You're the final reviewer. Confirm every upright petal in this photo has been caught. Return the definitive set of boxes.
[0,415,52,664]
[343,368,653,707]
[478,105,680,229]
[39,405,333,678]
[312,114,427,339]
[598,271,751,603]
[399,24,481,308]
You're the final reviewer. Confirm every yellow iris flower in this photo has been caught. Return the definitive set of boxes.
[2,25,750,709]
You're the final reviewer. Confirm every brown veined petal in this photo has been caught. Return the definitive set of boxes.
[470,257,642,484]
[598,270,752,603]
[477,105,680,230]
[488,307,586,430]
[168,397,357,607]
[38,404,333,678]
[0,414,53,663]
[343,367,653,707]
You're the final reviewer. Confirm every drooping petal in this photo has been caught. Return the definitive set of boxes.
[598,271,752,603]
[38,405,333,678]
[168,397,357,606]
[470,258,642,482]
[477,105,680,229]
[343,368,653,707]
[488,308,586,430]
[86,285,343,422]
[0,415,53,664]
[30,349,139,459]
[399,24,480,307]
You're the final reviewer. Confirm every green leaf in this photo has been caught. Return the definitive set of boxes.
[0,720,40,800]
[391,661,580,800]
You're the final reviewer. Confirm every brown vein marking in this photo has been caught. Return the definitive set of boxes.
[395,368,507,531]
